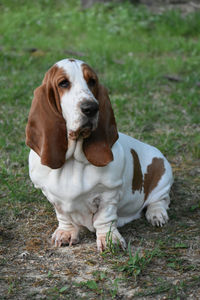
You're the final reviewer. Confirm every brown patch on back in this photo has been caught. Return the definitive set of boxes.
[131,149,143,193]
[144,158,165,201]
[130,151,165,201]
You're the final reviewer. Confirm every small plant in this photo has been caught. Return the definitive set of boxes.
[117,243,160,279]
[100,223,122,256]
[59,285,68,293]
[105,225,121,255]
[174,243,188,249]
[8,282,14,295]
[80,280,99,291]
[78,272,121,299]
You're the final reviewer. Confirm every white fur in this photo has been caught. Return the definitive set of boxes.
[56,59,98,135]
[28,59,173,251]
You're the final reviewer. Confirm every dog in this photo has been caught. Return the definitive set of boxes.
[26,58,173,251]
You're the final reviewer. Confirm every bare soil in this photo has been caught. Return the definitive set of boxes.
[81,0,200,14]
[139,0,200,15]
[0,157,200,299]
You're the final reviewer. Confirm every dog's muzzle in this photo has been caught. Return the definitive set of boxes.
[80,101,99,118]
[68,100,99,140]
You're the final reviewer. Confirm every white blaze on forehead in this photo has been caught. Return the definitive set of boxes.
[56,59,85,82]
[55,58,98,134]
[56,58,94,98]
[56,58,84,68]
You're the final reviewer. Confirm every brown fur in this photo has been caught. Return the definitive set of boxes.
[26,65,68,169]
[26,62,118,168]
[81,63,98,97]
[144,158,165,201]
[131,149,143,193]
[83,83,118,166]
[130,149,165,201]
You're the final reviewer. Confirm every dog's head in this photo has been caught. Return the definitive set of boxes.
[26,58,118,169]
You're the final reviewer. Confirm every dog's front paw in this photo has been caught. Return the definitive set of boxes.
[52,228,79,247]
[96,229,126,252]
[146,203,169,227]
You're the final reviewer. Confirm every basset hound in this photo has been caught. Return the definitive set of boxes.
[26,58,173,252]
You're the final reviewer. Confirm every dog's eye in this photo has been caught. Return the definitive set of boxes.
[59,79,70,88]
[88,78,96,88]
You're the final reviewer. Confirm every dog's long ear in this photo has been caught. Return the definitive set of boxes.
[83,84,118,167]
[26,70,68,169]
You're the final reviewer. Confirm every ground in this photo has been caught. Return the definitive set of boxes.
[1,159,200,299]
[0,0,200,299]
[137,0,200,15]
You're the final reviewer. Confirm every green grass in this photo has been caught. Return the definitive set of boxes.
[1,0,199,206]
[116,243,161,278]
[0,1,200,299]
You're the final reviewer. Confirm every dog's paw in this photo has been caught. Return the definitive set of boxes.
[52,228,79,247]
[96,229,126,252]
[146,203,169,227]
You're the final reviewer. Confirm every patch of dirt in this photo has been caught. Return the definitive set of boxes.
[81,0,200,15]
[139,0,200,15]
[0,159,200,299]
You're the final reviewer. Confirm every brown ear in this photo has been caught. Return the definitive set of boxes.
[26,83,68,169]
[83,84,118,167]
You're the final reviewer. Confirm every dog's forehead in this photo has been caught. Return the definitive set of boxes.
[56,59,84,81]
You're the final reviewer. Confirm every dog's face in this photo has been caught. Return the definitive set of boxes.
[55,59,99,140]
[26,58,118,168]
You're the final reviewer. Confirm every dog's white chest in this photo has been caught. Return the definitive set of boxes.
[29,142,125,230]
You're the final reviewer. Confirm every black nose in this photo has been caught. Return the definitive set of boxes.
[81,101,99,118]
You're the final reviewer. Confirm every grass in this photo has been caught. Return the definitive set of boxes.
[0,0,200,299]
[116,243,161,278]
